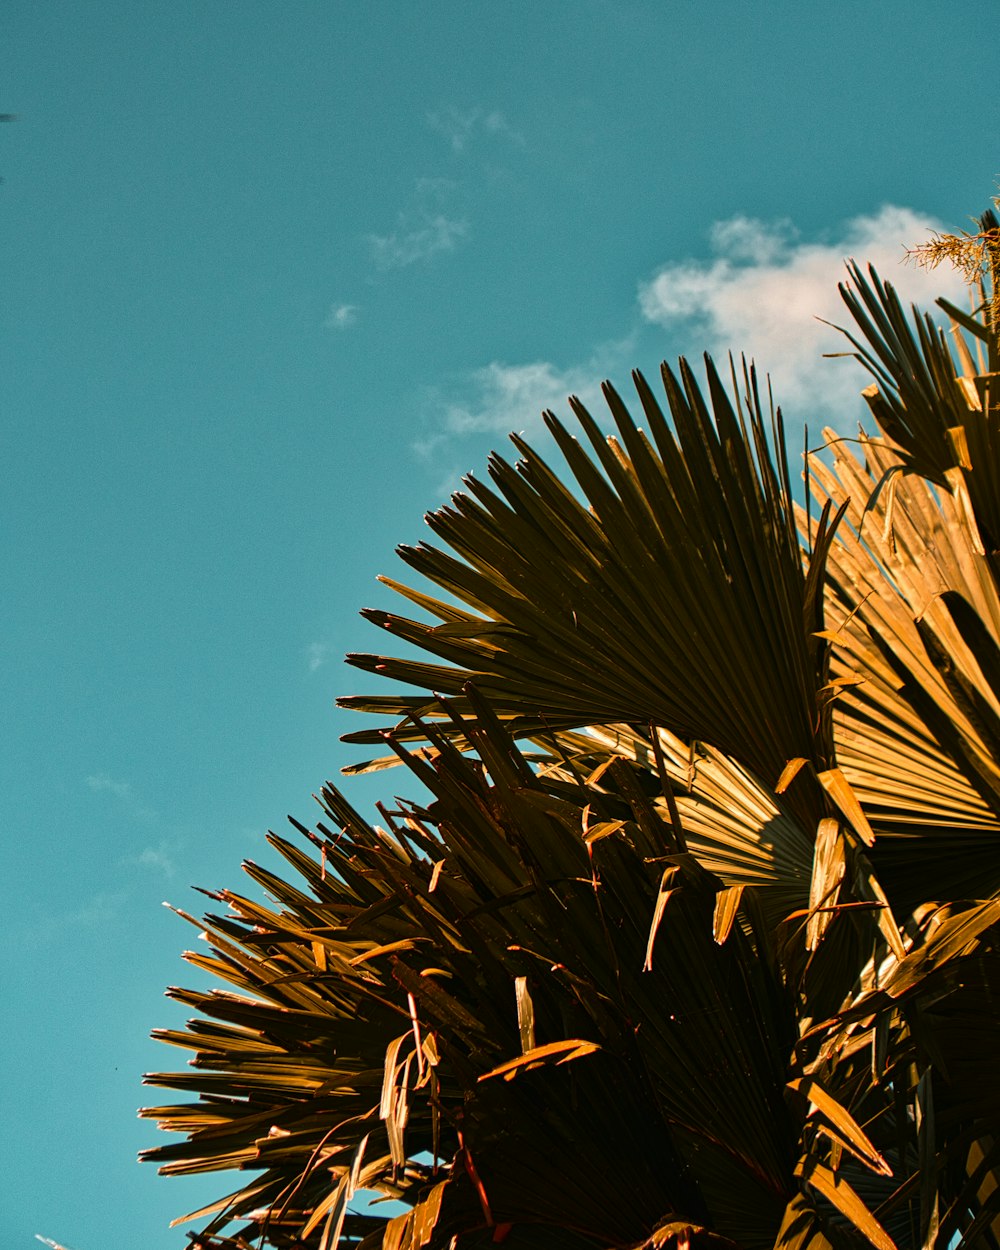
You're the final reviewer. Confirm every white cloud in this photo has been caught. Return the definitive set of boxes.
[135,844,176,876]
[483,110,525,146]
[415,205,975,476]
[428,107,524,154]
[427,107,477,153]
[638,205,970,428]
[324,303,358,330]
[368,178,472,272]
[85,772,131,800]
[85,771,156,820]
[430,360,604,441]
[369,214,469,270]
[412,343,637,502]
[306,641,330,672]
[422,333,638,448]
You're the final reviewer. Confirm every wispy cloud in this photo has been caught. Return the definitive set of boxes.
[84,772,156,820]
[367,178,472,272]
[306,641,330,672]
[133,843,176,876]
[413,343,635,500]
[369,213,468,271]
[324,302,358,330]
[638,205,969,428]
[427,107,525,154]
[418,360,605,451]
[85,772,132,800]
[483,110,525,146]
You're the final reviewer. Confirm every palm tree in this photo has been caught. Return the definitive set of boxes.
[140,205,1000,1250]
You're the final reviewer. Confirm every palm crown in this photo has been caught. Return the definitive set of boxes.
[141,207,1000,1250]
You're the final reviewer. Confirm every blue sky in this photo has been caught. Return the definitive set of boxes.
[2,3,995,1247]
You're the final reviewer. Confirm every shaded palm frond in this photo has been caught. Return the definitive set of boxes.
[805,898,1000,1250]
[341,357,843,835]
[143,700,1000,1249]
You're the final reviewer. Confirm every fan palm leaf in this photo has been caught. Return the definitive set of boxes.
[144,207,1000,1249]
[142,699,1000,1249]
[808,293,1000,910]
[341,356,844,838]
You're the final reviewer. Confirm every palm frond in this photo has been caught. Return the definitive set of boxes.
[342,357,845,839]
[835,257,1000,559]
[804,428,1000,910]
[145,202,1000,1250]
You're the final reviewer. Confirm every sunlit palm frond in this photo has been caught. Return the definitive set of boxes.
[805,427,1000,910]
[520,722,814,931]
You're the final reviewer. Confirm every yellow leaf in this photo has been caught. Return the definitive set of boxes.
[644,866,680,971]
[776,757,809,793]
[583,819,626,844]
[788,1078,891,1176]
[713,885,744,945]
[477,1039,600,1083]
[796,1155,898,1250]
[817,767,875,846]
[349,939,419,966]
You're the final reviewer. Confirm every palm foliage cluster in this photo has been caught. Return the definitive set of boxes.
[141,206,1000,1250]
